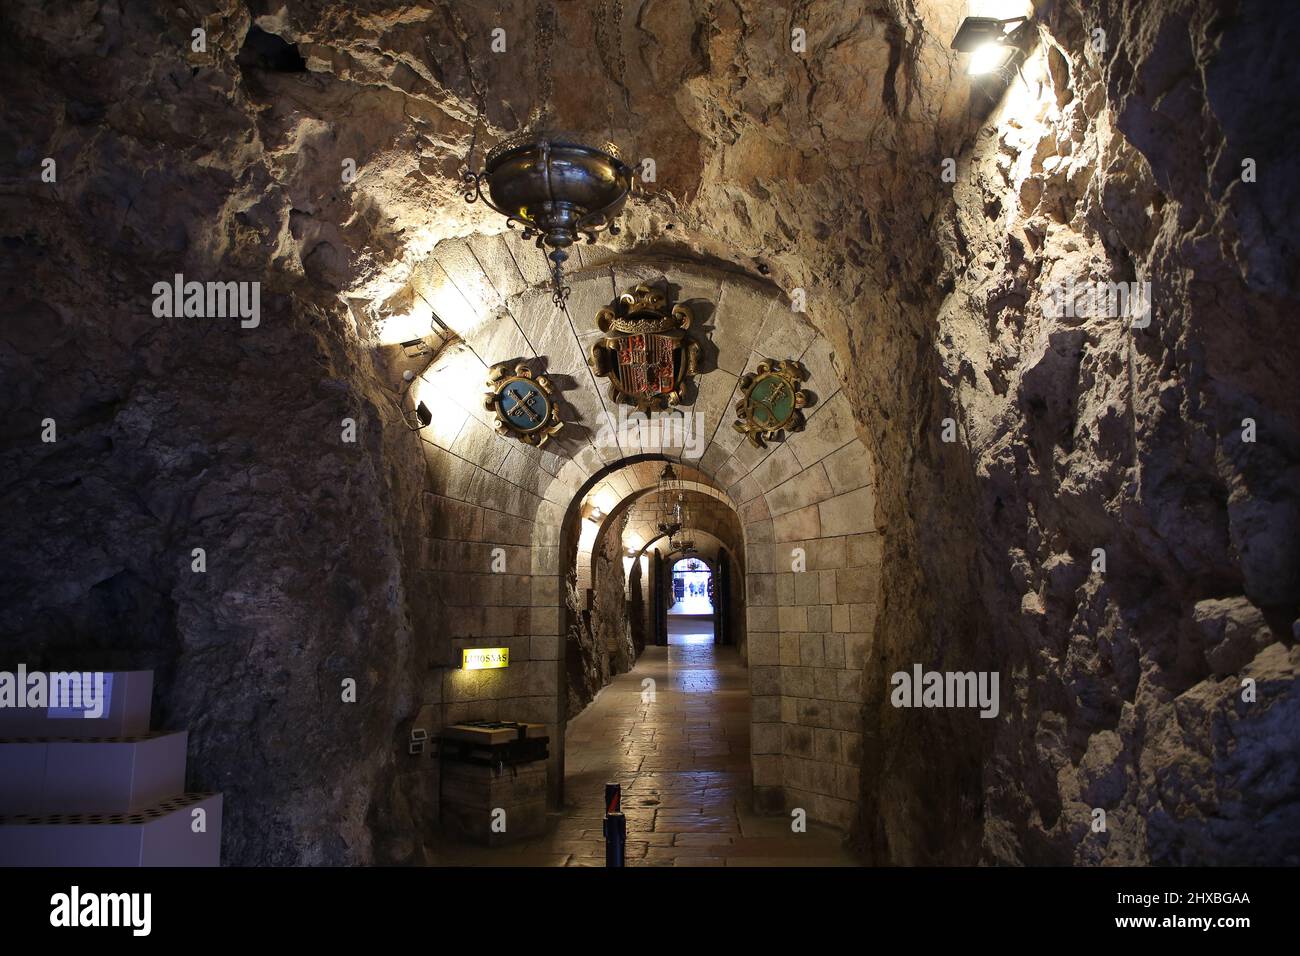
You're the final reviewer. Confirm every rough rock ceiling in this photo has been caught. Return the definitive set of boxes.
[3,0,984,329]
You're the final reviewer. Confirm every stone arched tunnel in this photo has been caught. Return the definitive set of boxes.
[0,0,1297,872]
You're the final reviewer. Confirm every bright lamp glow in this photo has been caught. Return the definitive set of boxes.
[409,360,470,448]
[951,13,1028,75]
[591,488,619,515]
[967,41,1010,75]
[414,270,483,336]
[375,298,434,345]
[577,515,600,553]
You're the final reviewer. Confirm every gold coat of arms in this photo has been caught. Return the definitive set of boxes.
[588,283,700,412]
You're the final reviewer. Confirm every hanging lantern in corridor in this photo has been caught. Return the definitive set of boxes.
[459,0,634,307]
[655,462,682,538]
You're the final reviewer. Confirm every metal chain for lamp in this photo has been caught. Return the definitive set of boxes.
[461,0,553,189]
[613,0,628,120]
[545,245,571,306]
[595,0,611,139]
[461,0,632,309]
[595,0,626,143]
[448,0,488,186]
[527,0,556,133]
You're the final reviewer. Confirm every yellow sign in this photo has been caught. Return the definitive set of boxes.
[462,647,509,670]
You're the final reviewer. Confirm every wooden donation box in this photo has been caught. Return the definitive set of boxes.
[438,721,549,846]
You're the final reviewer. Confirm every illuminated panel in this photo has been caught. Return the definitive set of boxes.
[462,647,509,670]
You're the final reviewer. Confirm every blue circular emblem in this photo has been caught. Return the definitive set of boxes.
[497,377,551,433]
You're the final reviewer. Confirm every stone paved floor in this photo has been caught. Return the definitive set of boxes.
[432,618,860,867]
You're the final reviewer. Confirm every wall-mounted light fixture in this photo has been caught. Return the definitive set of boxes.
[400,397,433,432]
[950,15,1029,75]
[401,337,433,359]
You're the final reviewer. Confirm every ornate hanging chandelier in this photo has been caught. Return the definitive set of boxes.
[673,492,695,554]
[460,0,633,307]
[463,134,632,305]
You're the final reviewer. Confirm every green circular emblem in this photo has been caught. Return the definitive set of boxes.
[747,372,796,430]
[733,359,810,449]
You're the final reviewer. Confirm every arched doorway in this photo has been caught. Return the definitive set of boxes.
[560,459,747,707]
[668,554,714,644]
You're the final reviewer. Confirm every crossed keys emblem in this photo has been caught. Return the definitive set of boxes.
[733,359,810,448]
[745,377,790,429]
[483,361,564,447]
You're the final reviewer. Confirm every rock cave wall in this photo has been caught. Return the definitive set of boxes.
[917,0,1300,865]
[847,0,1300,865]
[563,565,606,719]
[593,521,637,677]
[0,2,444,865]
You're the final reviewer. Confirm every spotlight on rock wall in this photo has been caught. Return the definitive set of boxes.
[951,15,1028,75]
[407,400,433,430]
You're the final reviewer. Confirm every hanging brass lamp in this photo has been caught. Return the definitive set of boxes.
[463,132,632,305]
[460,0,634,307]
[655,462,682,538]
